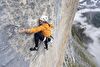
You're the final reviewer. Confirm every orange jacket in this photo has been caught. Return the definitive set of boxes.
[27,23,53,37]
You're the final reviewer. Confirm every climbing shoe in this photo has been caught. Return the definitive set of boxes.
[44,47,48,50]
[30,47,38,51]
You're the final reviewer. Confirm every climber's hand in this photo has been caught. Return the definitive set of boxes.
[18,28,26,33]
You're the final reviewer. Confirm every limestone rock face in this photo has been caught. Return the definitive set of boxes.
[0,0,79,67]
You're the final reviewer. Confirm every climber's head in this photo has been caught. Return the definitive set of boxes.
[39,15,48,25]
[40,15,48,22]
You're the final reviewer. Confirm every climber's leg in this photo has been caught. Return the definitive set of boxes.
[30,32,44,51]
[44,38,51,50]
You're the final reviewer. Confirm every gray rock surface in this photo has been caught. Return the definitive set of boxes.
[0,0,79,67]
[0,0,56,67]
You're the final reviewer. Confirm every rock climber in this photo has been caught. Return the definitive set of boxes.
[19,16,54,51]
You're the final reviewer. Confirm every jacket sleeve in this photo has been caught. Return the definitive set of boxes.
[26,25,45,33]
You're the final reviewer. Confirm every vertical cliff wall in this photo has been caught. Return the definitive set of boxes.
[0,0,79,67]
[55,0,79,67]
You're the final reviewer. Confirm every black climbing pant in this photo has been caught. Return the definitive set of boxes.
[34,32,51,49]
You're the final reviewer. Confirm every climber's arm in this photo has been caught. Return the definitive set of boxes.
[19,25,45,33]
[26,25,45,33]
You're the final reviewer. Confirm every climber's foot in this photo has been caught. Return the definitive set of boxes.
[44,47,48,50]
[30,47,38,51]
